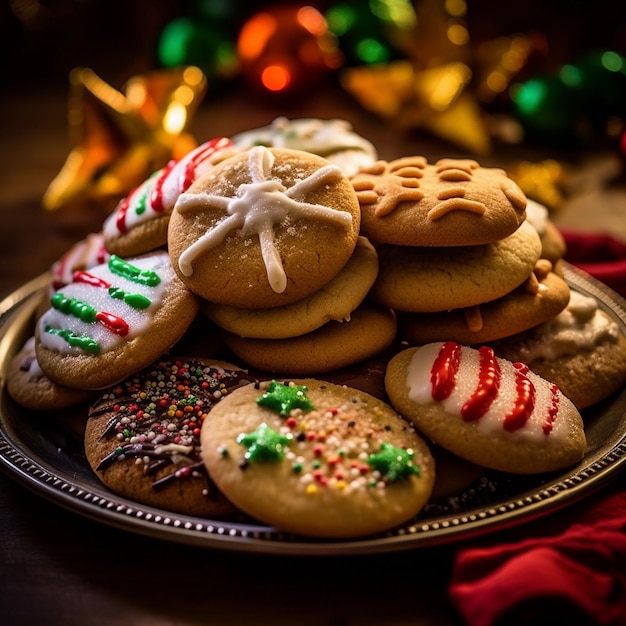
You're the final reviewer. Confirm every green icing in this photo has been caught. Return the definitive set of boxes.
[51,292,96,323]
[45,326,100,354]
[108,287,151,309]
[237,423,292,463]
[108,255,161,287]
[257,380,314,416]
[367,442,421,483]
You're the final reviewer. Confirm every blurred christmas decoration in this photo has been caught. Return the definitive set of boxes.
[235,5,343,96]
[507,159,570,211]
[43,66,207,214]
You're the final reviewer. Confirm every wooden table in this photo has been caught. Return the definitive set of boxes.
[0,80,623,626]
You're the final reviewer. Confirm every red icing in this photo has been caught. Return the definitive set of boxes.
[180,137,231,192]
[150,159,177,213]
[115,191,134,234]
[503,363,536,432]
[543,383,560,435]
[461,346,501,421]
[431,341,462,401]
[73,270,110,289]
[96,311,129,336]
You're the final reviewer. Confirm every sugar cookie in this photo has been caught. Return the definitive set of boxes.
[168,146,361,308]
[85,358,254,516]
[201,379,435,538]
[202,236,378,339]
[352,156,527,246]
[385,343,586,474]
[35,251,199,389]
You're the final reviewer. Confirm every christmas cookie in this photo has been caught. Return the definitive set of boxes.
[202,236,379,339]
[220,302,397,375]
[399,260,571,345]
[50,232,109,291]
[167,146,361,309]
[103,137,236,257]
[85,358,255,516]
[231,116,377,177]
[6,336,96,411]
[201,379,435,538]
[352,157,527,247]
[385,343,586,474]
[35,251,199,389]
[370,220,542,313]
[490,289,626,409]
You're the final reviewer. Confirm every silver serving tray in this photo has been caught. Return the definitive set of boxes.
[1,264,625,556]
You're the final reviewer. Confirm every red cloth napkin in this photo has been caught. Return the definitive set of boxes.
[560,230,626,298]
[448,485,626,626]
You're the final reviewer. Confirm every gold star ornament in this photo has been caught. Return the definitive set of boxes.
[42,66,207,214]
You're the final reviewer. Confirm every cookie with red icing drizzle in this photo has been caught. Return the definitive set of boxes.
[103,137,236,257]
[385,342,586,474]
[352,156,527,247]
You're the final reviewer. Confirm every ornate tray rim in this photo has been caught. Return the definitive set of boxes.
[0,264,625,556]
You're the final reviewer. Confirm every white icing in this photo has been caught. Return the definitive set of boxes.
[21,336,45,380]
[513,290,619,361]
[406,342,570,442]
[175,145,352,292]
[38,252,174,356]
[231,117,377,177]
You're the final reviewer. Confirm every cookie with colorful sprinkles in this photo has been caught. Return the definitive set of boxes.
[35,251,200,390]
[85,358,255,516]
[385,343,586,475]
[201,379,435,538]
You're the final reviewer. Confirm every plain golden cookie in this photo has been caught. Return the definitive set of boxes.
[220,302,397,375]
[385,343,586,474]
[352,156,527,247]
[35,251,199,390]
[201,378,436,538]
[85,357,255,517]
[6,337,96,411]
[370,220,542,313]
[168,146,361,309]
[202,236,379,339]
[490,289,626,409]
[399,262,571,345]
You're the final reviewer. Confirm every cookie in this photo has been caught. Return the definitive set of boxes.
[525,198,566,264]
[201,378,435,538]
[202,236,379,339]
[370,220,542,313]
[385,343,586,474]
[489,289,626,409]
[399,260,571,345]
[351,157,527,247]
[103,137,236,257]
[85,358,255,516]
[167,146,361,309]
[220,302,397,375]
[6,337,96,411]
[231,116,377,177]
[35,251,199,389]
[50,232,110,290]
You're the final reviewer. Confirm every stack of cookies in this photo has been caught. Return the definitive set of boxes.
[6,117,626,539]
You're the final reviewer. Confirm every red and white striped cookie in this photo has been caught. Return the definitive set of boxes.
[385,342,586,474]
[103,137,236,256]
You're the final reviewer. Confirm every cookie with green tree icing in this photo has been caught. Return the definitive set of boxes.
[201,379,435,538]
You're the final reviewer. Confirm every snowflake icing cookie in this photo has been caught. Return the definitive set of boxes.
[168,146,361,308]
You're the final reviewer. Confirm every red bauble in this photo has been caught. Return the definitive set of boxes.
[237,4,343,96]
